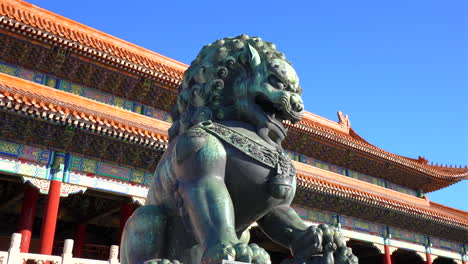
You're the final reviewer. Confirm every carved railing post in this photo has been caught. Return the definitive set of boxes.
[7,233,21,264]
[61,239,74,264]
[109,245,119,264]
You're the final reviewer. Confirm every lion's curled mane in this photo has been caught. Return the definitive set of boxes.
[169,34,298,141]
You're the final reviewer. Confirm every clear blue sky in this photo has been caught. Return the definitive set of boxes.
[28,0,467,211]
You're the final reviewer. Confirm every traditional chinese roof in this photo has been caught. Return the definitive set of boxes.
[0,1,466,190]
[0,0,187,87]
[293,162,468,238]
[0,72,169,148]
[285,112,468,192]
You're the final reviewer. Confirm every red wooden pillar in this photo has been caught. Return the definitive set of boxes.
[17,184,39,253]
[383,244,392,264]
[39,179,62,255]
[119,203,135,243]
[425,252,432,264]
[73,223,86,257]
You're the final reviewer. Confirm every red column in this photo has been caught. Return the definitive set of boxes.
[73,223,86,257]
[383,244,392,264]
[119,203,135,243]
[425,252,432,264]
[39,180,62,255]
[17,184,39,253]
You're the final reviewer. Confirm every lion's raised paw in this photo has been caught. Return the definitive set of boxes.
[144,259,182,264]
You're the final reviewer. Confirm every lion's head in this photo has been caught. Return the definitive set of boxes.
[169,34,304,147]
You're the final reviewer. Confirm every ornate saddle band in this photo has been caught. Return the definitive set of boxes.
[195,121,295,180]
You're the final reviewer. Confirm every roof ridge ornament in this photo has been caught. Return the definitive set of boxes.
[337,110,351,131]
[417,156,429,164]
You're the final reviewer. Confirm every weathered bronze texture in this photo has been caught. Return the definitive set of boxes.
[120,35,358,264]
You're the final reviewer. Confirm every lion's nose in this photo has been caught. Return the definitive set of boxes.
[290,94,304,112]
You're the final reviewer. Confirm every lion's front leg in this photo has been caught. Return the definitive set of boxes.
[258,205,322,259]
[175,132,270,264]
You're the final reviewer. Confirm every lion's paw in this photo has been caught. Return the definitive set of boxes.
[144,259,182,264]
[334,247,358,264]
[202,243,271,264]
[323,242,337,253]
[249,243,271,264]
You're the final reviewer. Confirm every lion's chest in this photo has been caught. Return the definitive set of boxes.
[224,146,296,230]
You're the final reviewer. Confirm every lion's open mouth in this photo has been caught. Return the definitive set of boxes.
[255,94,302,122]
[254,94,289,140]
[255,94,285,119]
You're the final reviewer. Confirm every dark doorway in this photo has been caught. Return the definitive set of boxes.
[392,249,424,264]
[433,256,457,264]
[346,239,383,264]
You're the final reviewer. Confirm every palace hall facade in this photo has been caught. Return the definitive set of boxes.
[0,1,466,264]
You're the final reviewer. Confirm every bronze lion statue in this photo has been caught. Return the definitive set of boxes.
[120,35,358,264]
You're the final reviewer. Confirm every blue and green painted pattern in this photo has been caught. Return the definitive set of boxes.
[0,138,152,185]
[347,170,386,187]
[0,60,172,122]
[287,150,419,196]
[69,155,152,184]
[386,181,418,196]
[0,62,45,84]
[144,106,172,121]
[0,138,151,196]
[49,151,68,181]
[340,214,386,235]
[0,139,51,165]
[0,156,48,179]
[431,237,464,252]
[292,206,465,253]
[388,226,426,244]
[287,151,346,175]
[0,139,50,179]
[292,206,337,226]
[348,170,417,196]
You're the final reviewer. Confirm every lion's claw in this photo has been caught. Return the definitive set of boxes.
[144,259,182,264]
[234,243,253,262]
[323,242,337,252]
[249,243,271,264]
[202,244,235,264]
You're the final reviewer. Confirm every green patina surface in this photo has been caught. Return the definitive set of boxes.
[121,35,357,264]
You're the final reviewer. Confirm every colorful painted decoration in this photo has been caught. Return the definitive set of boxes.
[287,150,419,196]
[0,60,172,122]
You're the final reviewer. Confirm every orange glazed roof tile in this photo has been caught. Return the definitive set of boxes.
[294,161,468,228]
[295,167,468,229]
[0,0,187,86]
[286,112,468,184]
[0,72,170,148]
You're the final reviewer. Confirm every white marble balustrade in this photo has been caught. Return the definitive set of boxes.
[0,233,120,264]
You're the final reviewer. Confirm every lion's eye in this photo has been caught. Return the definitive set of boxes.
[267,74,285,90]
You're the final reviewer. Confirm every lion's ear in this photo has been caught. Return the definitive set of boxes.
[247,44,261,68]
